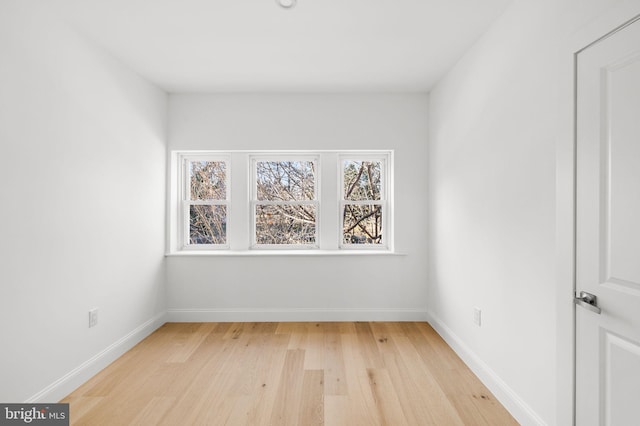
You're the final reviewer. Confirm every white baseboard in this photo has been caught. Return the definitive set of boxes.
[425,311,547,426]
[167,308,429,322]
[27,311,167,403]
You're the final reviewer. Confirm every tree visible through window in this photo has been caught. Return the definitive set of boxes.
[171,151,392,253]
[253,160,317,246]
[342,160,384,245]
[188,160,228,245]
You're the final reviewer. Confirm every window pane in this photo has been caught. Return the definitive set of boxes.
[255,204,316,245]
[257,161,315,201]
[343,204,382,244]
[189,205,227,244]
[190,161,226,200]
[343,160,382,201]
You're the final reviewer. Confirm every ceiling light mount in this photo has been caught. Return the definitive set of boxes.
[276,0,297,9]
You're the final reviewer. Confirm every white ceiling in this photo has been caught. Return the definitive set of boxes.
[50,0,512,93]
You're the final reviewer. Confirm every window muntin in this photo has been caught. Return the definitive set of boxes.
[182,157,229,249]
[340,158,387,248]
[251,158,319,248]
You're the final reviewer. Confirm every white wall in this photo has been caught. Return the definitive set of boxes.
[427,0,631,425]
[167,94,428,321]
[0,1,167,402]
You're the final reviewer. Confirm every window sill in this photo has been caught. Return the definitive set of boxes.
[165,250,406,257]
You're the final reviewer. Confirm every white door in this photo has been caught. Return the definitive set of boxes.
[575,16,640,426]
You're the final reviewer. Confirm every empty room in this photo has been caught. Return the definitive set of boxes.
[1,0,639,425]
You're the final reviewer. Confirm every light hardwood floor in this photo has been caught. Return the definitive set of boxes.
[61,322,519,425]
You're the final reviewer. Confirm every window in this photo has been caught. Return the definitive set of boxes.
[340,158,387,248]
[169,150,392,254]
[180,155,230,249]
[251,157,319,248]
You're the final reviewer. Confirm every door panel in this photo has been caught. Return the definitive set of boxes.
[603,332,640,426]
[607,56,640,290]
[575,16,640,426]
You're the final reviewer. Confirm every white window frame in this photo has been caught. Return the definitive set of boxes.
[168,150,393,255]
[338,153,391,250]
[178,153,231,250]
[250,154,320,250]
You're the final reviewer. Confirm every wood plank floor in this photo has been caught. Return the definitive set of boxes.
[61,322,519,425]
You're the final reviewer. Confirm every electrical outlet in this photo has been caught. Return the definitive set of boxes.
[473,307,482,326]
[89,308,98,328]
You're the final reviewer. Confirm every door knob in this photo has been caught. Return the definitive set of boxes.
[574,291,601,314]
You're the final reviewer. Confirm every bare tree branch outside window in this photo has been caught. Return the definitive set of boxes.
[255,161,317,245]
[342,160,383,245]
[189,161,227,245]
